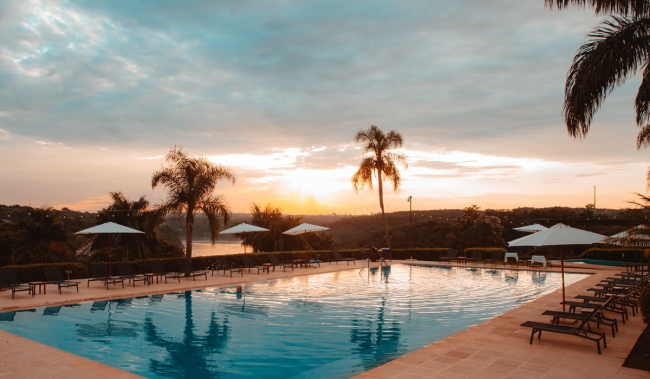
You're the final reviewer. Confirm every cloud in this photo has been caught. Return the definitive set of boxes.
[0,1,646,213]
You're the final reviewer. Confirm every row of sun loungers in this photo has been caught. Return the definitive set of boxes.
[441,249,508,265]
[520,271,647,354]
[439,249,545,267]
[0,251,361,298]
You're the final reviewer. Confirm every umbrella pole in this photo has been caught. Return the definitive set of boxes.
[304,231,308,254]
[560,246,566,312]
[243,232,247,254]
[109,234,112,277]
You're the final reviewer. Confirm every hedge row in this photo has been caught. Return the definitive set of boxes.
[4,262,90,284]
[581,248,647,262]
[464,248,507,259]
[3,247,514,283]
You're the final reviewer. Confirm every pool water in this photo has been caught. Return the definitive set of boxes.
[565,259,634,267]
[0,265,586,379]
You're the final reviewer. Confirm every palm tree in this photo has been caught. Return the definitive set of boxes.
[151,147,236,263]
[94,191,165,260]
[352,125,408,248]
[13,207,69,264]
[546,1,650,177]
[246,203,302,252]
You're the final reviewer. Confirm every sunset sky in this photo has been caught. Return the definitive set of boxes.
[1,1,648,215]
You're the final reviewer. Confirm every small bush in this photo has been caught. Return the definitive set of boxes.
[464,248,507,259]
[581,248,643,262]
[640,283,650,324]
[4,262,90,283]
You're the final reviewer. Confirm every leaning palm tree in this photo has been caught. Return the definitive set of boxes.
[352,125,407,248]
[151,147,236,263]
[545,1,650,181]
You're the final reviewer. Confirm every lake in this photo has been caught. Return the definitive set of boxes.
[184,240,246,256]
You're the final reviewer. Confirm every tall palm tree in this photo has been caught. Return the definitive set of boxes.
[546,1,650,178]
[151,147,236,263]
[352,125,407,248]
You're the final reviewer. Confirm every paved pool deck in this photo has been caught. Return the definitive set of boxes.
[0,260,647,379]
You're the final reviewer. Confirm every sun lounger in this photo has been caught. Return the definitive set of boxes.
[521,297,613,354]
[148,260,181,283]
[0,268,34,299]
[242,255,270,274]
[267,254,294,271]
[563,300,627,324]
[89,263,125,289]
[483,251,505,266]
[179,259,208,280]
[293,254,312,268]
[465,250,484,264]
[576,294,636,317]
[439,249,458,263]
[212,257,243,277]
[330,249,356,265]
[542,308,618,337]
[116,262,149,287]
[42,266,80,294]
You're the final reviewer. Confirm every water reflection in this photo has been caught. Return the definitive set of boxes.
[505,271,519,283]
[43,304,80,316]
[143,291,230,379]
[0,309,34,322]
[350,297,404,370]
[77,301,139,340]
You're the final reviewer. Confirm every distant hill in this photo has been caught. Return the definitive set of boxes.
[3,204,636,252]
[163,206,636,249]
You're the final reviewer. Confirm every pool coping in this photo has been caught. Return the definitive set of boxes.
[0,260,647,378]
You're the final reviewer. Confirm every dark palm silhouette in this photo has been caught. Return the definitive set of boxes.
[152,147,235,263]
[143,291,230,379]
[13,207,69,263]
[93,191,165,260]
[352,125,407,248]
[546,1,650,179]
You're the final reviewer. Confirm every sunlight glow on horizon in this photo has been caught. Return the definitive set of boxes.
[49,146,643,215]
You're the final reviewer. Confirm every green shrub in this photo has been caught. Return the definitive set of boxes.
[641,283,650,324]
[464,248,507,259]
[4,262,90,283]
[581,248,643,262]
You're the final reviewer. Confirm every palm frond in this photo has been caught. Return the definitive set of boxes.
[351,157,376,192]
[636,65,650,146]
[200,195,231,243]
[564,16,650,137]
[545,0,650,16]
[381,158,402,192]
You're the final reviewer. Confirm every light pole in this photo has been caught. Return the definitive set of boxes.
[407,196,413,248]
[593,186,596,211]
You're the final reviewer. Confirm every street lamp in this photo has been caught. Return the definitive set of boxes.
[407,196,413,248]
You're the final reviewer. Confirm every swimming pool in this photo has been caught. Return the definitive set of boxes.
[565,259,634,267]
[0,265,587,379]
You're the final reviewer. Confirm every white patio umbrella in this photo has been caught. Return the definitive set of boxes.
[75,222,144,276]
[219,223,270,254]
[282,223,329,253]
[513,223,548,233]
[508,223,606,310]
